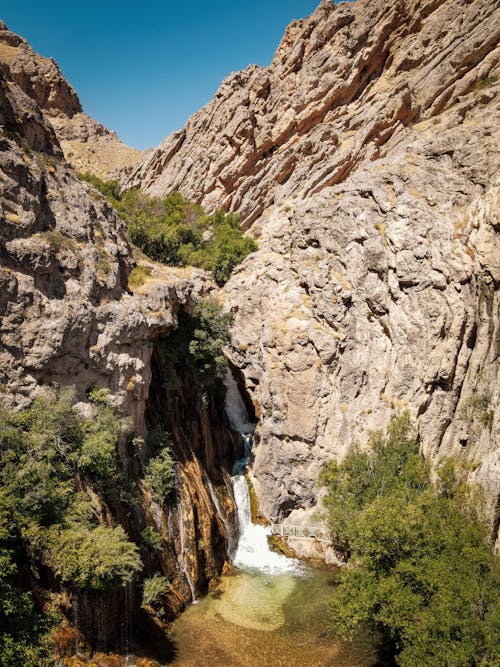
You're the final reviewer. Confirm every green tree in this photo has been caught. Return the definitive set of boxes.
[145,448,175,504]
[0,390,146,661]
[49,525,142,591]
[79,173,257,285]
[320,414,500,666]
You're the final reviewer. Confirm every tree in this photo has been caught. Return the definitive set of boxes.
[320,414,500,666]
[79,173,257,285]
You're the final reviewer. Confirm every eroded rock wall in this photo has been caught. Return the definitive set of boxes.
[125,0,500,545]
[126,0,500,226]
[0,21,141,179]
[0,37,237,650]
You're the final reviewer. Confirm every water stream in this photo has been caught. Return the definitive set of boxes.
[164,373,380,665]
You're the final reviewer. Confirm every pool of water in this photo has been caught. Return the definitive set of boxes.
[166,566,379,667]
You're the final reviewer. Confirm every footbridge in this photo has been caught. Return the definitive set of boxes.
[270,523,332,544]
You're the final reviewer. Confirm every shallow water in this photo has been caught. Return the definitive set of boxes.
[167,567,378,667]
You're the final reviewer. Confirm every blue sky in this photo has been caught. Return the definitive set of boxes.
[2,1,337,150]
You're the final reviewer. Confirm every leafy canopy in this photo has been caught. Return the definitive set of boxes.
[79,173,257,285]
[320,413,500,667]
[156,297,232,395]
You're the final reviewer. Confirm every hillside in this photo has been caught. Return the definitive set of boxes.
[0,21,141,178]
[126,0,500,545]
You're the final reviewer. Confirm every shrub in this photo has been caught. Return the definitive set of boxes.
[155,298,232,396]
[79,172,121,201]
[50,525,142,591]
[142,574,170,607]
[0,390,180,660]
[0,497,58,666]
[320,414,499,666]
[78,173,257,285]
[77,401,121,485]
[140,526,163,552]
[128,265,153,289]
[145,448,175,504]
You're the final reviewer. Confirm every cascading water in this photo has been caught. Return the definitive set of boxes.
[224,370,301,575]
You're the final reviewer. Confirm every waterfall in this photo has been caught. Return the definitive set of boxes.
[177,501,196,603]
[231,475,300,574]
[224,370,301,575]
[224,369,256,436]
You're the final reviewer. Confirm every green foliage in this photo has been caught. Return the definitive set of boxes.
[0,496,58,666]
[320,413,499,666]
[79,171,121,201]
[157,298,232,394]
[128,264,153,289]
[145,448,175,504]
[476,75,498,90]
[142,574,170,607]
[319,412,428,548]
[77,400,121,485]
[188,299,233,385]
[78,173,257,285]
[0,391,149,661]
[140,526,163,552]
[49,525,141,591]
[0,392,143,589]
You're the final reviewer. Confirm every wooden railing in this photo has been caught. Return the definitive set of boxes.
[270,523,331,543]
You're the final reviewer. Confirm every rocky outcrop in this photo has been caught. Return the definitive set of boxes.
[0,34,237,651]
[0,21,141,178]
[125,0,500,546]
[125,0,500,226]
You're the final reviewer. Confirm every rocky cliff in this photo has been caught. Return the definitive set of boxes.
[0,24,238,657]
[126,0,500,546]
[0,21,141,178]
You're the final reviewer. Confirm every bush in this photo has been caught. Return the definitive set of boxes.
[140,526,163,552]
[142,574,170,607]
[320,413,500,666]
[78,174,257,285]
[50,525,142,591]
[145,448,175,504]
[0,497,58,666]
[77,402,121,484]
[156,297,232,395]
[0,389,148,661]
[128,265,153,289]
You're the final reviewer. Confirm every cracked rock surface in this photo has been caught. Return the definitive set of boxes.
[0,54,214,433]
[0,21,141,178]
[126,0,500,544]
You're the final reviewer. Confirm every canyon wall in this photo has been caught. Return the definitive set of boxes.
[0,21,140,178]
[126,0,500,545]
[0,23,237,653]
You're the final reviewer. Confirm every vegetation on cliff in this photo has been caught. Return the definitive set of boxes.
[0,391,151,664]
[156,297,232,398]
[80,173,257,285]
[320,413,500,666]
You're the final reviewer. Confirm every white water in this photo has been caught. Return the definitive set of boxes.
[224,370,301,575]
[224,370,256,436]
[232,475,301,574]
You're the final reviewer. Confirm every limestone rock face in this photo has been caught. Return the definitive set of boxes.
[126,0,499,543]
[0,22,141,178]
[0,52,233,619]
[125,0,500,226]
[0,52,214,426]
